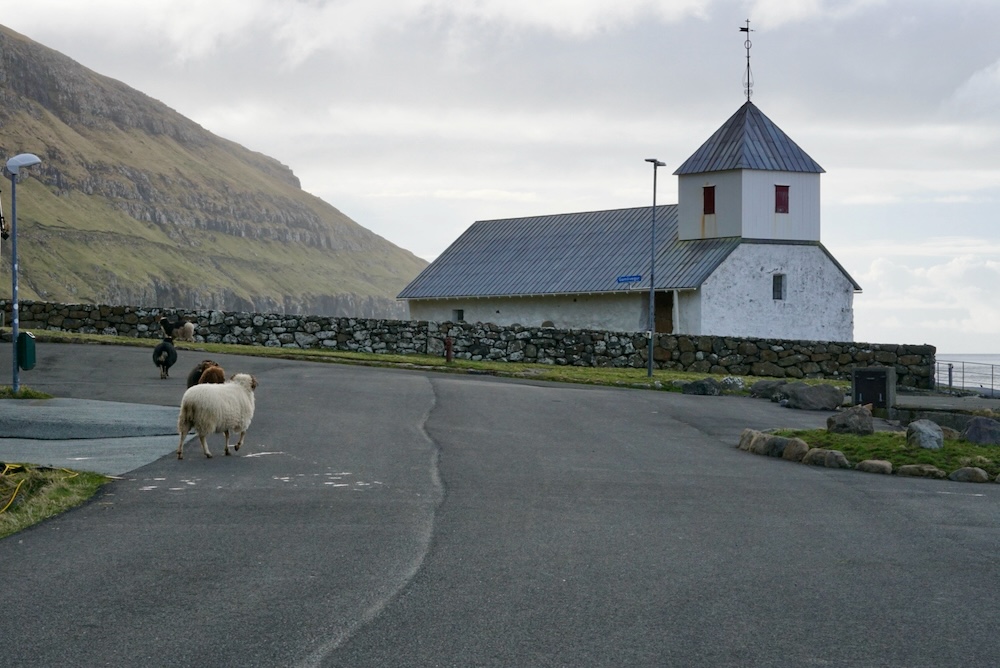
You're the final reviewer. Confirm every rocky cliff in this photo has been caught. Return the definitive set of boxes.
[0,24,426,318]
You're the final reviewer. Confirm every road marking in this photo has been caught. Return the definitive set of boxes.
[937,491,986,497]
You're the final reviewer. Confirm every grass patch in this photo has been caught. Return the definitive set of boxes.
[775,429,1000,478]
[0,386,53,399]
[0,463,110,539]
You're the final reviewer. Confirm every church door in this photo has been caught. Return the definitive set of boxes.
[654,291,673,333]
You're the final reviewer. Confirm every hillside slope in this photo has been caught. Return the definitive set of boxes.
[0,24,427,317]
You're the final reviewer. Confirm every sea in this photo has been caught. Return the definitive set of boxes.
[936,354,1000,395]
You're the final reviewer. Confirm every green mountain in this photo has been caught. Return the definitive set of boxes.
[0,24,427,317]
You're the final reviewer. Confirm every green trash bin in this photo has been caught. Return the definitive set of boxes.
[17,331,36,371]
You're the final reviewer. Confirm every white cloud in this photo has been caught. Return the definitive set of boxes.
[4,0,263,59]
[824,167,1000,206]
[844,238,1000,258]
[440,0,708,36]
[195,101,682,148]
[3,0,1000,353]
[945,58,1000,118]
[748,0,886,27]
[852,250,1000,351]
[25,0,710,70]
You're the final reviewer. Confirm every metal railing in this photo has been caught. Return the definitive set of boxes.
[935,359,998,397]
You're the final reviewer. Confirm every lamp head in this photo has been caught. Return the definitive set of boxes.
[645,158,666,167]
[4,153,42,178]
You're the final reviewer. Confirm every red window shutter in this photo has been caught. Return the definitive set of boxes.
[775,185,789,214]
[703,186,715,215]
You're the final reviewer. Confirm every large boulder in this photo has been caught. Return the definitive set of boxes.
[736,429,809,461]
[907,419,944,450]
[758,435,803,458]
[903,411,975,433]
[856,459,893,474]
[736,427,760,450]
[719,376,747,393]
[801,448,851,468]
[941,426,961,440]
[682,378,722,396]
[782,383,845,411]
[897,464,947,479]
[750,379,788,399]
[961,417,1000,446]
[781,438,811,462]
[827,405,874,435]
[948,467,990,483]
[737,428,759,451]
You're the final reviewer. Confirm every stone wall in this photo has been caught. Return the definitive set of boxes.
[1,300,936,388]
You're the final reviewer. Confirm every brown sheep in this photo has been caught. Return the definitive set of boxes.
[197,365,226,384]
[186,360,222,388]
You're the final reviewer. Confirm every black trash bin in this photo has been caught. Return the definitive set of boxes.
[851,366,896,409]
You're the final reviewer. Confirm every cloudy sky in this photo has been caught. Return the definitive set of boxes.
[4,0,1000,354]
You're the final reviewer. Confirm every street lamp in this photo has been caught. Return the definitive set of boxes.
[4,153,42,393]
[644,158,665,378]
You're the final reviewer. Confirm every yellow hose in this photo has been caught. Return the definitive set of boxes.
[0,478,25,513]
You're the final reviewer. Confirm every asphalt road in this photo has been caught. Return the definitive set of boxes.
[1,341,999,667]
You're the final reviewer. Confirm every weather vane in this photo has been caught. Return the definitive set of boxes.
[740,19,754,102]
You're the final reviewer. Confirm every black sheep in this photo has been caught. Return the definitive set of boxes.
[159,315,182,339]
[153,336,178,379]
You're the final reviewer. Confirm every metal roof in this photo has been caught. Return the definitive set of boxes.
[397,205,742,300]
[674,101,825,175]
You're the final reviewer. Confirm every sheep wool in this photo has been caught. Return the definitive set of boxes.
[186,359,221,388]
[177,373,257,459]
[175,321,196,342]
[153,337,178,379]
[198,365,226,384]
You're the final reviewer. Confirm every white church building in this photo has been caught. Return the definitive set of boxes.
[398,100,861,342]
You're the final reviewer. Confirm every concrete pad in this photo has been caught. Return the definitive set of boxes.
[0,435,180,476]
[0,398,180,476]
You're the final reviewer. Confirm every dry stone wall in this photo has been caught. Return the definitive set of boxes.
[3,300,936,388]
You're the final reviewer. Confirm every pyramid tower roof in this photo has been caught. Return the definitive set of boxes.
[674,101,824,175]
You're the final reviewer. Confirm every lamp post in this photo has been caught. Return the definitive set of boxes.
[4,153,41,393]
[644,158,665,378]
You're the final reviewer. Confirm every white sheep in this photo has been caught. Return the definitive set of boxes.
[176,373,258,460]
[174,320,196,342]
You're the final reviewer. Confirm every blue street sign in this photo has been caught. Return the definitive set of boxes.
[616,274,642,284]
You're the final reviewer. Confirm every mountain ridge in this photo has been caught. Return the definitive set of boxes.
[0,24,426,317]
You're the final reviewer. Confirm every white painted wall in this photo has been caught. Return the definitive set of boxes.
[408,292,649,331]
[740,170,820,241]
[677,170,820,241]
[676,289,702,334]
[696,243,854,341]
[677,171,742,240]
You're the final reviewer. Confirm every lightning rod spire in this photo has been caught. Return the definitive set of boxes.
[740,19,754,102]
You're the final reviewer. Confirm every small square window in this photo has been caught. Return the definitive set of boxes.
[703,186,716,215]
[775,185,789,214]
[772,274,785,300]
[452,309,464,322]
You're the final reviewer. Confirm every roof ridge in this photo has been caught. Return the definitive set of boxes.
[398,205,740,299]
[476,203,674,225]
[674,101,824,175]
